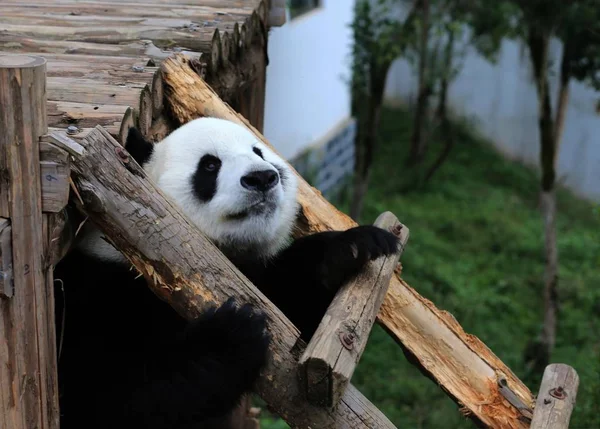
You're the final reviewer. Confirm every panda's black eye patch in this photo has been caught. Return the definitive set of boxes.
[192,155,221,202]
[252,147,264,159]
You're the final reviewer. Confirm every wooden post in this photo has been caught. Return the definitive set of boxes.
[299,212,409,408]
[0,55,59,429]
[530,364,579,429]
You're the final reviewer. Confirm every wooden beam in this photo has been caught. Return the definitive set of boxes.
[49,126,397,429]
[0,53,59,429]
[530,364,579,429]
[159,53,535,428]
[299,212,408,408]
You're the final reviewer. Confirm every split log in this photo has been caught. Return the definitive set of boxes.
[530,364,579,429]
[49,126,397,429]
[299,212,409,408]
[160,53,535,429]
[0,54,59,429]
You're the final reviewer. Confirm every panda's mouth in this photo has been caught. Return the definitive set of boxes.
[225,199,274,221]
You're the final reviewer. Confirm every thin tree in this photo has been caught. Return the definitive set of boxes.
[466,0,600,370]
[349,0,415,220]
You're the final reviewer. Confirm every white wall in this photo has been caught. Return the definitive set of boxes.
[263,0,354,160]
[385,36,600,202]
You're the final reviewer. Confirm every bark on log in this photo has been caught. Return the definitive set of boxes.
[299,212,409,408]
[0,53,59,429]
[530,364,579,429]
[160,53,535,429]
[49,126,397,429]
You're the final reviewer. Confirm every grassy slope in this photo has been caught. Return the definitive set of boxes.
[261,108,600,428]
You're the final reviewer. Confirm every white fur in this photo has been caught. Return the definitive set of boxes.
[77,118,299,261]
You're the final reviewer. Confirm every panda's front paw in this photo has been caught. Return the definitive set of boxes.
[321,226,398,291]
[341,225,399,261]
[183,298,270,380]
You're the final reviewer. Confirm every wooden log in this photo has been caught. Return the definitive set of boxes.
[221,31,232,65]
[0,219,13,298]
[151,69,164,119]
[209,29,222,76]
[299,212,409,408]
[138,84,153,137]
[40,142,70,213]
[49,126,397,429]
[159,53,535,429]
[0,53,59,429]
[118,106,136,145]
[530,364,579,429]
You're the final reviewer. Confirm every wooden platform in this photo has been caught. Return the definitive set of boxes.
[0,0,272,142]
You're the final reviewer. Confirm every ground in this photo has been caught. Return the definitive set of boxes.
[259,107,600,429]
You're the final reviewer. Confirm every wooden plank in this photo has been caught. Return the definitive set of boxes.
[47,77,144,106]
[0,36,201,62]
[52,125,397,429]
[0,53,59,429]
[40,142,70,213]
[0,0,258,9]
[0,22,218,53]
[47,100,128,136]
[160,54,536,428]
[299,212,409,408]
[530,364,579,429]
[0,219,13,298]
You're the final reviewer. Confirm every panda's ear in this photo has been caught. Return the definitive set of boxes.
[125,127,154,167]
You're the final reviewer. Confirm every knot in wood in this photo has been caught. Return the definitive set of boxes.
[549,386,566,400]
[339,332,355,350]
[391,224,403,237]
[115,146,130,163]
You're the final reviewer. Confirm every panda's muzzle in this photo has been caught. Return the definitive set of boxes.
[240,169,279,193]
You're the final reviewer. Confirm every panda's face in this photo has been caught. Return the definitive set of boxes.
[144,118,299,259]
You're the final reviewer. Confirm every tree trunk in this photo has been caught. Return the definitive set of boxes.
[424,26,455,183]
[527,29,559,368]
[350,65,388,221]
[407,0,431,166]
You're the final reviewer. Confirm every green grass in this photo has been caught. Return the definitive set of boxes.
[260,107,600,428]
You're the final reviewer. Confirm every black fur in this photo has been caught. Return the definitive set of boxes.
[54,127,399,428]
[232,225,399,340]
[54,251,269,429]
[125,127,154,166]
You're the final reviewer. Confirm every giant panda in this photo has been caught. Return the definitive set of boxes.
[54,117,398,429]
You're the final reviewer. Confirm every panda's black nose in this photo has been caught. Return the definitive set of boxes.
[241,169,279,192]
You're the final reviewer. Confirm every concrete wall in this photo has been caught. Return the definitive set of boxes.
[263,0,355,160]
[384,35,600,202]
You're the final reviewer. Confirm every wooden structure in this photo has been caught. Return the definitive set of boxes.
[0,2,581,429]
